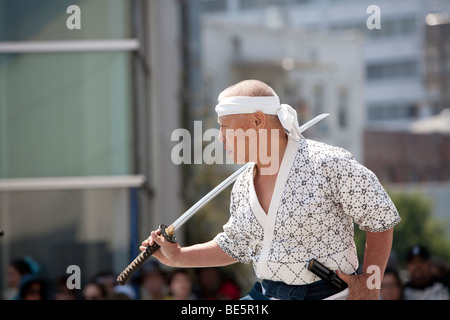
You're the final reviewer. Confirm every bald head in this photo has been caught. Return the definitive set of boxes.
[217,80,283,130]
[218,79,277,101]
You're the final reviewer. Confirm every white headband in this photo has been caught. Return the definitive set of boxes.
[215,96,303,140]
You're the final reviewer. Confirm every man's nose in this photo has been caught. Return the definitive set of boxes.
[218,129,225,144]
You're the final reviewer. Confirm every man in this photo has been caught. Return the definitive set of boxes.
[380,268,403,300]
[141,80,401,300]
[403,245,450,300]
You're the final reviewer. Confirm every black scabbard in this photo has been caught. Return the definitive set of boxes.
[307,258,348,290]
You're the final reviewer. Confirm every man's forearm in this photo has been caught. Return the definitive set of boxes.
[363,228,393,276]
[174,240,238,268]
[337,228,394,299]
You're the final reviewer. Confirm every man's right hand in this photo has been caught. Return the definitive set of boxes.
[140,229,181,267]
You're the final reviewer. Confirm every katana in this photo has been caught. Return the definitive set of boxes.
[116,113,329,285]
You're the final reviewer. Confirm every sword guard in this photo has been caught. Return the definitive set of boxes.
[159,224,177,243]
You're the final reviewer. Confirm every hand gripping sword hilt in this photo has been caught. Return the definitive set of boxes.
[116,224,177,286]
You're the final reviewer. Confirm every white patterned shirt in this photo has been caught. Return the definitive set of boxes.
[214,136,401,285]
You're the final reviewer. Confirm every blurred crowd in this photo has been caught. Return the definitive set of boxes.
[381,245,450,300]
[2,245,449,300]
[1,257,241,301]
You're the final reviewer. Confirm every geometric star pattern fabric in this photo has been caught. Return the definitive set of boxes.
[215,137,401,285]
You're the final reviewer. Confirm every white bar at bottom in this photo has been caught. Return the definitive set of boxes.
[0,175,145,192]
[0,39,140,53]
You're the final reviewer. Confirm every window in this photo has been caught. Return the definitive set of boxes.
[313,84,324,115]
[0,0,134,179]
[201,0,228,13]
[240,0,283,10]
[366,60,418,81]
[0,187,134,287]
[329,17,417,39]
[0,52,133,178]
[368,102,417,121]
[240,0,264,10]
[338,88,348,129]
[0,0,141,292]
[313,84,329,133]
[0,0,131,41]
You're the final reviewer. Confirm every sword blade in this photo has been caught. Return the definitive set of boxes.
[172,162,250,231]
[298,113,329,133]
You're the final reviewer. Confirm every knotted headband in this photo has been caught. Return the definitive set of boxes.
[215,96,303,140]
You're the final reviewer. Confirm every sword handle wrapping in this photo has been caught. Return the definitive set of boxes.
[116,242,160,286]
[116,224,176,286]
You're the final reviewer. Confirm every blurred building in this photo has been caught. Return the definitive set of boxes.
[363,16,450,234]
[0,0,188,292]
[364,109,450,236]
[364,126,450,184]
[424,14,450,115]
[201,0,450,130]
[200,0,450,238]
[201,19,365,160]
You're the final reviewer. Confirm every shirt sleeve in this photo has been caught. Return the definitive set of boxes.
[328,149,401,232]
[213,182,252,264]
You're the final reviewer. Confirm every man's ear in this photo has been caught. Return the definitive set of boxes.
[253,111,266,128]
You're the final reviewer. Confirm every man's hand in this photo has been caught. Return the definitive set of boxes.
[140,229,182,267]
[337,271,380,300]
[141,234,238,268]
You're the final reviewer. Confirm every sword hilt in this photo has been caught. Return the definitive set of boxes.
[116,224,176,286]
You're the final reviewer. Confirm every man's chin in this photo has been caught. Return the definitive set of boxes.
[226,151,246,164]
